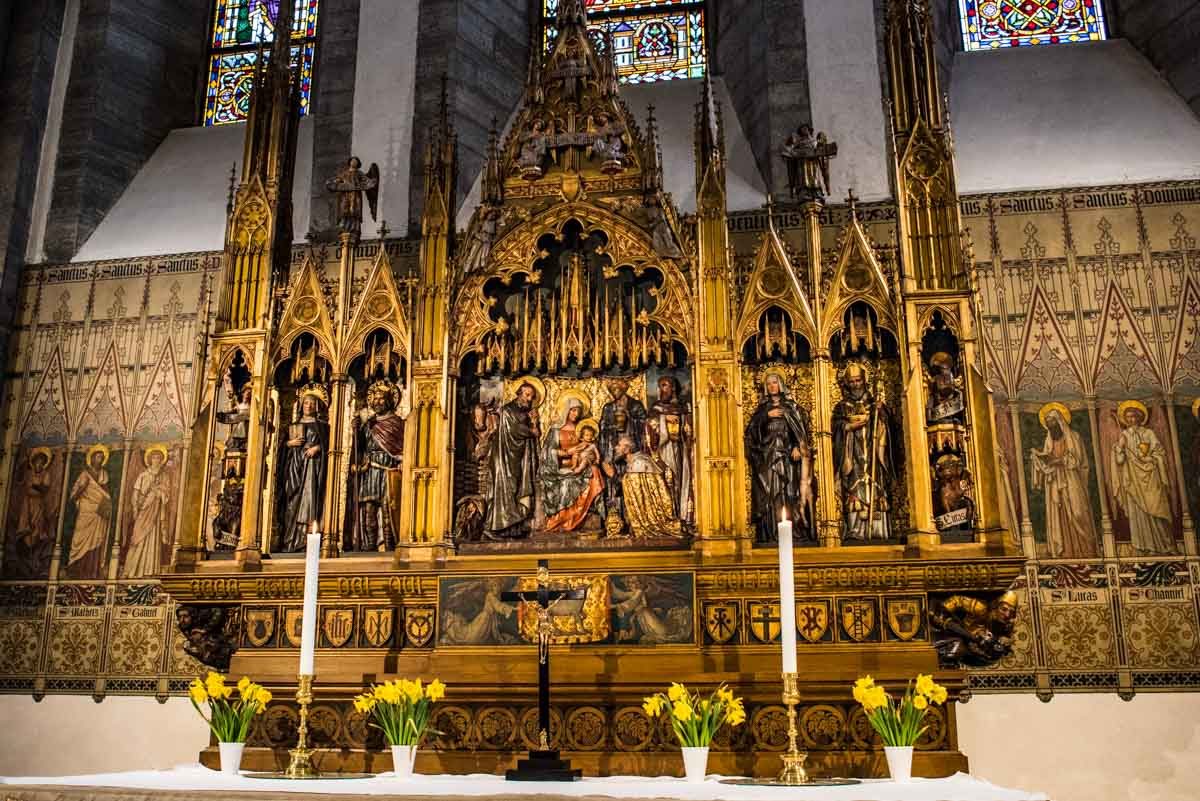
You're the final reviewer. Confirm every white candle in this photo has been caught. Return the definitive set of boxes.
[777,511,797,674]
[299,521,321,675]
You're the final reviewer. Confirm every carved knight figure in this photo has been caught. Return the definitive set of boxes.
[325,156,379,236]
[351,381,407,551]
[277,387,329,552]
[831,364,893,540]
[746,373,814,543]
[931,591,1018,668]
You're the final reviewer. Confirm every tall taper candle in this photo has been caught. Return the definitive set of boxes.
[299,521,321,675]
[777,511,797,673]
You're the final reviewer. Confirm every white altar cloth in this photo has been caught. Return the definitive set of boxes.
[1,764,1048,801]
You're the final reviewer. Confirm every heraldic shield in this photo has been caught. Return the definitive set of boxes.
[244,608,276,647]
[405,606,435,647]
[795,599,830,643]
[839,598,879,643]
[361,607,395,647]
[282,608,304,647]
[747,601,782,644]
[704,602,739,644]
[322,607,356,647]
[886,598,923,641]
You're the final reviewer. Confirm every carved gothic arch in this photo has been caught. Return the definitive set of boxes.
[820,212,896,346]
[450,201,694,364]
[274,254,335,365]
[734,216,817,353]
[340,248,411,373]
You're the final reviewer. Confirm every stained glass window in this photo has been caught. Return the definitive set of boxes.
[204,0,320,126]
[542,0,707,84]
[958,0,1107,51]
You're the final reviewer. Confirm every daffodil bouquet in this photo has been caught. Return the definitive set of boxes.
[188,672,272,743]
[852,674,948,747]
[642,682,746,748]
[353,678,446,747]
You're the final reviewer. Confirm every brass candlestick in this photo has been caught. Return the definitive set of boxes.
[777,671,809,785]
[285,673,318,778]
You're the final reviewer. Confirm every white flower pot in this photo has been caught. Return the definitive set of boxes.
[884,745,913,782]
[218,741,245,775]
[681,746,709,782]
[391,744,418,778]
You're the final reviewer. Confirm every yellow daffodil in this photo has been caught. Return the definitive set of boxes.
[671,700,694,722]
[861,685,888,711]
[852,685,866,705]
[700,698,711,712]
[912,693,928,710]
[642,695,664,717]
[717,686,734,704]
[726,705,746,726]
[405,678,424,703]
[668,682,687,702]
[426,678,446,701]
[187,679,208,705]
[915,674,935,697]
[854,676,875,691]
[930,684,948,705]
[353,693,376,714]
[254,687,272,709]
[205,672,231,700]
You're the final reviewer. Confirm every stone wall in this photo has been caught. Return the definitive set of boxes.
[1111,0,1200,120]
[42,0,210,262]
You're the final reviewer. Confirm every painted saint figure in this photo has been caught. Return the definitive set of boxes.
[646,376,694,524]
[352,381,406,551]
[831,364,893,540]
[1109,401,1175,555]
[122,445,172,578]
[485,382,541,538]
[6,448,56,579]
[745,373,813,543]
[599,378,647,523]
[1030,404,1098,558]
[325,156,379,236]
[67,445,113,578]
[279,388,330,552]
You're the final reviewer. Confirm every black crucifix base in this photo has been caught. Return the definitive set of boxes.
[502,559,585,782]
[506,750,583,782]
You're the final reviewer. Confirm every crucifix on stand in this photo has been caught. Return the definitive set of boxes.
[501,559,588,781]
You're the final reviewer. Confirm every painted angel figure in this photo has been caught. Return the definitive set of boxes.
[325,156,379,236]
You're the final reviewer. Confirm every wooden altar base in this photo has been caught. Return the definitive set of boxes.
[197,748,969,779]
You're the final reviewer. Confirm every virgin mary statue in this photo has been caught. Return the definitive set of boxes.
[540,396,604,533]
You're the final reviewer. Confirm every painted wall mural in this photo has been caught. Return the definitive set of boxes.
[1,190,1199,700]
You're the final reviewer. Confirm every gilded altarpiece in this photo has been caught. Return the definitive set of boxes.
[0,0,1199,778]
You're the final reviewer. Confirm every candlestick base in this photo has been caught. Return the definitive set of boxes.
[287,673,318,778]
[777,671,811,785]
[777,750,809,785]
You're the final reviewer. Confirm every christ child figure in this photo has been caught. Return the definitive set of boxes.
[563,426,602,475]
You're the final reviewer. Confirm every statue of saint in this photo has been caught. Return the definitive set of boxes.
[831,364,893,540]
[519,119,550,180]
[926,351,965,424]
[215,384,253,453]
[590,113,625,170]
[351,381,407,551]
[599,377,646,523]
[932,453,974,533]
[484,382,541,538]
[780,123,836,200]
[745,373,813,543]
[278,387,329,552]
[603,435,681,538]
[646,376,693,524]
[325,156,379,236]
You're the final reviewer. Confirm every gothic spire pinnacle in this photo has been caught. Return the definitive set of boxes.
[642,104,663,198]
[482,117,503,206]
